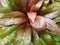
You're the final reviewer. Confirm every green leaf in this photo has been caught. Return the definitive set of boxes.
[54,17,60,23]
[0,30,16,45]
[54,36,60,42]
[40,33,55,45]
[54,0,60,2]
[0,0,12,13]
[32,31,42,45]
[0,25,20,39]
[39,37,47,45]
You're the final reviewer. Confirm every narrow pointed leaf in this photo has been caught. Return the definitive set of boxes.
[31,16,47,33]
[54,17,60,22]
[0,11,26,18]
[0,25,20,39]
[0,31,16,45]
[40,33,55,45]
[14,24,31,45]
[39,37,47,45]
[45,18,60,36]
[30,0,43,12]
[0,18,27,26]
[32,31,42,45]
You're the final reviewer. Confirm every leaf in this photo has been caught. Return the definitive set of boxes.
[54,17,60,23]
[14,24,31,45]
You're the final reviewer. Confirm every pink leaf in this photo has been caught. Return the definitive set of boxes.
[27,12,37,23]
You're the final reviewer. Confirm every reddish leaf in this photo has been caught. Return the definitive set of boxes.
[28,0,39,10]
[0,18,27,26]
[14,24,32,45]
[27,12,37,23]
[19,0,30,12]
[30,0,43,12]
[30,16,47,33]
[45,18,60,36]
[1,11,26,18]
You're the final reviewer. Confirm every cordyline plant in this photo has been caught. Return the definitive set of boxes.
[0,0,60,45]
